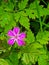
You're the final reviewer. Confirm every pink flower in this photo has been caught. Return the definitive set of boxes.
[7,27,26,46]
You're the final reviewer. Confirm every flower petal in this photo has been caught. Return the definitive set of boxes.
[18,32,26,39]
[16,39,25,46]
[8,38,15,45]
[13,27,20,34]
[8,30,15,36]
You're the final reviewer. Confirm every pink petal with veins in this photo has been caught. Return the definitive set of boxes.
[18,32,26,39]
[8,30,15,37]
[16,39,25,46]
[8,38,15,45]
[13,27,20,34]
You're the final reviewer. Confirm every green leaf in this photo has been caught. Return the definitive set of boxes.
[2,1,14,11]
[19,16,30,30]
[0,12,14,27]
[0,33,5,40]
[18,0,28,10]
[28,53,38,64]
[0,58,9,65]
[14,12,20,22]
[9,52,18,65]
[22,53,38,64]
[29,1,40,9]
[32,42,43,49]
[38,55,47,65]
[20,11,27,17]
[25,9,35,19]
[26,30,35,44]
[22,53,30,64]
[47,52,49,65]
[36,31,49,44]
[5,59,12,65]
[38,6,49,16]
[18,51,22,59]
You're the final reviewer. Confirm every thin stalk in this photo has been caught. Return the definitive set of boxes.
[43,15,46,23]
[36,20,49,28]
[42,0,47,6]
[35,0,43,32]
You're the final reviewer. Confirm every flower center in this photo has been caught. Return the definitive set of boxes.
[15,36,17,39]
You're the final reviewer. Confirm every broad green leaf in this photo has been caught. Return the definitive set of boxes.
[19,16,30,30]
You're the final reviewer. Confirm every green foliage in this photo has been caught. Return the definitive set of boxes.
[26,30,35,44]
[0,58,9,65]
[38,55,47,65]
[36,31,49,44]
[0,0,49,65]
[9,52,18,65]
[19,16,30,30]
[18,0,28,10]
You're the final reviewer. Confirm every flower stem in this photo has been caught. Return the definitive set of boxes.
[35,0,43,32]
[42,0,47,6]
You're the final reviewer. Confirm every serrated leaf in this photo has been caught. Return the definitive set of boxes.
[9,52,18,65]
[29,1,40,9]
[28,53,38,64]
[25,9,35,19]
[38,6,49,16]
[38,55,47,65]
[4,20,16,33]
[26,30,35,44]
[0,12,14,27]
[19,16,30,30]
[22,53,30,64]
[0,59,9,65]
[0,33,5,40]
[36,31,49,44]
[18,0,28,10]
[2,2,14,11]
[33,42,43,49]
[18,51,22,59]
[22,53,38,64]
[20,11,27,17]
[4,24,12,33]
[14,12,20,22]
[5,59,12,65]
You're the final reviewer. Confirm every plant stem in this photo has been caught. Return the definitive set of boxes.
[43,16,46,23]
[36,20,49,28]
[35,0,43,32]
[42,0,47,6]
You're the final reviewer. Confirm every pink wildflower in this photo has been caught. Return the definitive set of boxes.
[7,27,26,46]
